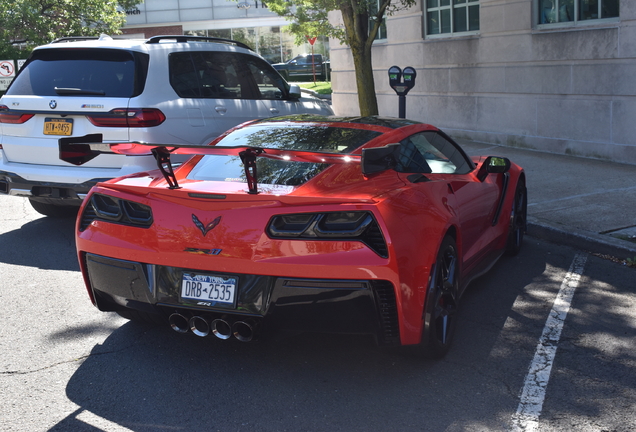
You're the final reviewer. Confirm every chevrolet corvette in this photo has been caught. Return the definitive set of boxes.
[70,114,527,358]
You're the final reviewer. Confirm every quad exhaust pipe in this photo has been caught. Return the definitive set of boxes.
[169,313,190,334]
[232,320,256,342]
[211,318,232,340]
[168,313,257,342]
[190,316,211,337]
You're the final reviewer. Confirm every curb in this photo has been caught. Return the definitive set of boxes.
[299,87,332,101]
[527,216,636,259]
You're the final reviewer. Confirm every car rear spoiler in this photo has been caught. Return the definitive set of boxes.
[59,140,362,194]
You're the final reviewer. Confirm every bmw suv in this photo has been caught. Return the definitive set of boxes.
[0,35,334,216]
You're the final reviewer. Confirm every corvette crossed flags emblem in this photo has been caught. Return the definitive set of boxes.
[192,214,221,236]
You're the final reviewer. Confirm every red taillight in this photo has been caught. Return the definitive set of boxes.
[0,105,35,124]
[86,108,166,128]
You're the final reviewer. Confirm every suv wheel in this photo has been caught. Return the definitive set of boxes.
[29,198,79,218]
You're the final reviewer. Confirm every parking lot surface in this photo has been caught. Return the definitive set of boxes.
[0,195,635,432]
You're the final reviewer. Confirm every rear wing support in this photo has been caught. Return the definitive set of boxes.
[152,147,180,189]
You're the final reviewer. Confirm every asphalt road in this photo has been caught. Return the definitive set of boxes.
[0,195,634,432]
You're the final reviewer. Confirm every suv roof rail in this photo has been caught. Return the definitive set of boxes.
[50,36,100,44]
[145,35,252,51]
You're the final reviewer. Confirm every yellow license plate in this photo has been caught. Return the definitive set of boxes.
[44,118,73,136]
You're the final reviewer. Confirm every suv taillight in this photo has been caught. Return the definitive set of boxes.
[0,105,35,124]
[87,108,166,128]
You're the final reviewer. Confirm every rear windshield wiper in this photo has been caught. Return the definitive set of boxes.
[54,87,105,96]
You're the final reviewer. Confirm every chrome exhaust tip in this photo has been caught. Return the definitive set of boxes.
[211,319,232,340]
[168,313,190,334]
[189,316,210,337]
[232,321,255,342]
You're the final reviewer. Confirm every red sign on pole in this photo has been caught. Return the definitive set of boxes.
[306,36,317,45]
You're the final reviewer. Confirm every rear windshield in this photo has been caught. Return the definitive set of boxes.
[188,124,381,186]
[6,48,148,97]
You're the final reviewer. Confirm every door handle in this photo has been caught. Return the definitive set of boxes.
[269,107,279,114]
[215,106,227,114]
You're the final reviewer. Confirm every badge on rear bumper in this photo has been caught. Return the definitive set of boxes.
[192,214,221,236]
[184,247,222,255]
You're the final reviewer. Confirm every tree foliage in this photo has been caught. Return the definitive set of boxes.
[0,0,139,59]
[266,0,416,116]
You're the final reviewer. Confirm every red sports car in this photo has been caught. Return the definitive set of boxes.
[71,115,526,358]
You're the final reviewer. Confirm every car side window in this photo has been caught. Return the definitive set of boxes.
[396,138,433,173]
[398,132,472,174]
[170,52,285,100]
[243,58,288,100]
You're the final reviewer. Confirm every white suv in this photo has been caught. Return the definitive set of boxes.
[0,35,333,216]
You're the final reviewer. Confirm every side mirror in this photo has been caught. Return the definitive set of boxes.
[477,156,511,181]
[362,143,401,176]
[288,84,301,99]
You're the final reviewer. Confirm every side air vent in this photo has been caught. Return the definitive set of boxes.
[372,280,400,345]
[361,221,388,258]
[79,193,153,231]
[79,202,98,231]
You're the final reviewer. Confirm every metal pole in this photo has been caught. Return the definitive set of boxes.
[399,95,406,119]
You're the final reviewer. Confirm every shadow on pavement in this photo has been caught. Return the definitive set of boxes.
[0,215,78,271]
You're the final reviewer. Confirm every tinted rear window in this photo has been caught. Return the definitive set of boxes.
[188,124,381,186]
[216,123,381,153]
[6,48,148,97]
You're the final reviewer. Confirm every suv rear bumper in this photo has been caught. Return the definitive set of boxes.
[0,151,159,203]
[0,170,107,203]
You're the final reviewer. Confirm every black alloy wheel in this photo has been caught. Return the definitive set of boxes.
[423,236,460,359]
[505,178,527,256]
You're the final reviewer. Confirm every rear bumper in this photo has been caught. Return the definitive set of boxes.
[0,151,159,202]
[83,253,401,346]
[0,170,106,203]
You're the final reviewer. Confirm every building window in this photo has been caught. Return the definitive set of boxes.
[538,0,619,24]
[426,0,479,36]
[369,0,387,40]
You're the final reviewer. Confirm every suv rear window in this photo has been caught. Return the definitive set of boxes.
[6,48,148,98]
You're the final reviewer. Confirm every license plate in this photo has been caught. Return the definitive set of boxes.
[44,118,73,136]
[181,273,237,305]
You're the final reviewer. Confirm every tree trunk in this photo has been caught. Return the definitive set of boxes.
[340,2,379,116]
[351,42,378,116]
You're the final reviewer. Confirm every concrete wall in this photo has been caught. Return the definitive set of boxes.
[330,0,636,165]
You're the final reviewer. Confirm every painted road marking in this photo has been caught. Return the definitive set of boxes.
[76,410,135,432]
[510,253,588,432]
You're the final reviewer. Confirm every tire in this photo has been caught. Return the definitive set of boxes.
[116,309,164,326]
[420,236,460,359]
[505,178,527,256]
[29,198,79,218]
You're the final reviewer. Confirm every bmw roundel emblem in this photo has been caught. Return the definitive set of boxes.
[49,100,57,109]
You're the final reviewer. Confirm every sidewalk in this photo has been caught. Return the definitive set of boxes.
[457,139,636,261]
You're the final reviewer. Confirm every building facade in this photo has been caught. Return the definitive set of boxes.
[121,0,328,63]
[330,0,636,165]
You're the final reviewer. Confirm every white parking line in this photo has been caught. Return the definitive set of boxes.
[510,253,588,432]
[76,410,135,432]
